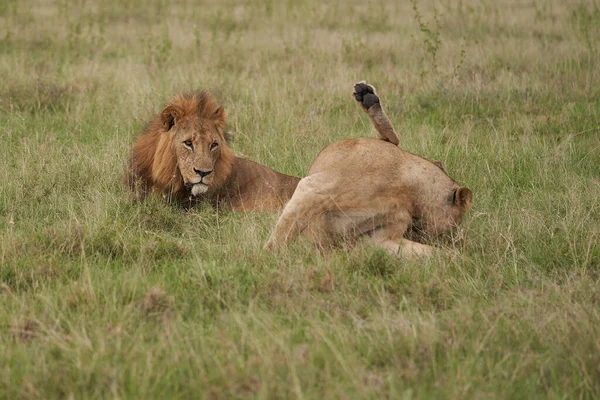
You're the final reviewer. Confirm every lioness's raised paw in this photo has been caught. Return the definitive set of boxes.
[353,81,379,110]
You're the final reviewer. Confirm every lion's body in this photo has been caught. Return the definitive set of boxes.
[205,157,299,212]
[265,82,472,257]
[127,92,299,212]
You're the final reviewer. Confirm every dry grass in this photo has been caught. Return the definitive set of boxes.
[1,0,599,398]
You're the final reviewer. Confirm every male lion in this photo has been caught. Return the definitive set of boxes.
[127,91,300,212]
[265,82,473,257]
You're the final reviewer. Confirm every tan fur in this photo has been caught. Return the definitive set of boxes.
[265,82,473,257]
[127,91,299,212]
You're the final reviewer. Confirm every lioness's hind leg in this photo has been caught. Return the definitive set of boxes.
[353,81,380,111]
[264,175,330,250]
[353,81,400,145]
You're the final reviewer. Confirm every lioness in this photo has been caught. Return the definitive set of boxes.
[127,91,300,212]
[265,82,473,257]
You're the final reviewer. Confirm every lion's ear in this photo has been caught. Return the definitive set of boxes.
[161,105,182,131]
[454,187,473,211]
[213,106,227,129]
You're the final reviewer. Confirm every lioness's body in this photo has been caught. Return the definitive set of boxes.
[266,82,472,256]
[309,137,462,231]
[128,91,299,212]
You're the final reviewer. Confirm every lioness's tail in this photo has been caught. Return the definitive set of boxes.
[353,81,400,146]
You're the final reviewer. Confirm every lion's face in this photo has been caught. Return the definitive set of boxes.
[155,93,234,197]
[171,118,225,196]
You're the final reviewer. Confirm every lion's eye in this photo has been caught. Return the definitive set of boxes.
[183,140,193,149]
[210,142,218,150]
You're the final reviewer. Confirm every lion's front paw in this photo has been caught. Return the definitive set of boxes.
[353,81,379,110]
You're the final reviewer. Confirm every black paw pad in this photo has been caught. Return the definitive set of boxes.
[353,81,379,109]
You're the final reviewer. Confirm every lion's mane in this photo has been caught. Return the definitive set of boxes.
[127,91,234,200]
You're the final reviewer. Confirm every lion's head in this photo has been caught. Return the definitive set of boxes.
[128,91,235,200]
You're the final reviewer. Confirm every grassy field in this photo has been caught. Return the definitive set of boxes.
[1,0,599,398]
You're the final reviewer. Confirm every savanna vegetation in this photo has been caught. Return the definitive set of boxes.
[1,0,599,398]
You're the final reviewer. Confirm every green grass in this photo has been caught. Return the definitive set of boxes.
[1,0,599,398]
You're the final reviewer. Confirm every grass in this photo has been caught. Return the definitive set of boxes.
[1,0,599,398]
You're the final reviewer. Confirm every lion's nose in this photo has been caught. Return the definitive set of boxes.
[194,168,213,178]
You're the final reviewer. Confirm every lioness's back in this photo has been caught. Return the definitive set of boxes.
[309,137,436,179]
[308,137,405,175]
[307,137,459,204]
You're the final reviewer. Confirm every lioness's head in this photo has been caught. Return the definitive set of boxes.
[417,182,473,238]
[128,91,235,200]
[408,160,473,238]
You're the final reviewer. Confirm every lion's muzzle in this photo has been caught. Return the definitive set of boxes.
[190,183,209,196]
[184,180,209,196]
